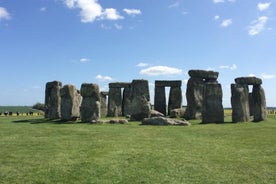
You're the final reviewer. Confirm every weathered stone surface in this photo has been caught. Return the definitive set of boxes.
[188,70,219,80]
[80,83,100,99]
[170,108,185,118]
[235,77,262,85]
[168,86,182,115]
[109,119,128,124]
[45,81,62,119]
[252,85,267,122]
[80,83,101,122]
[231,84,250,122]
[202,83,224,123]
[249,92,254,116]
[60,84,81,121]
[154,86,166,115]
[107,87,122,117]
[122,86,132,116]
[150,110,165,117]
[100,92,108,117]
[142,117,190,126]
[155,80,182,87]
[130,80,151,121]
[184,77,204,120]
[154,80,182,116]
[109,82,131,88]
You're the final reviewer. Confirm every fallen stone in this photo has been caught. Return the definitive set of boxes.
[142,117,190,126]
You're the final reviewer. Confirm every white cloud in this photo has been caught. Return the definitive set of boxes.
[249,73,256,77]
[219,64,237,70]
[0,7,11,20]
[221,19,232,27]
[248,16,268,36]
[114,23,122,30]
[261,73,275,79]
[96,74,113,82]
[64,0,123,23]
[136,62,149,67]
[214,15,220,20]
[213,0,225,3]
[140,66,182,76]
[102,8,124,20]
[80,58,90,63]
[258,2,271,11]
[123,8,141,16]
[168,2,180,8]
[40,7,47,12]
[213,0,236,3]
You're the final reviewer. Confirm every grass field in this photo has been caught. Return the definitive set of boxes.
[0,115,275,184]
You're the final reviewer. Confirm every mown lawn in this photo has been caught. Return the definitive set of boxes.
[0,116,275,184]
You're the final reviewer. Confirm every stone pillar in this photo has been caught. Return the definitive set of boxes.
[100,91,108,117]
[45,81,62,119]
[130,80,151,121]
[122,85,132,116]
[249,93,254,116]
[231,84,250,123]
[184,70,218,120]
[107,85,122,117]
[80,83,100,122]
[234,77,266,122]
[154,86,166,115]
[184,77,204,119]
[60,84,81,121]
[202,83,224,123]
[253,85,267,122]
[168,86,182,115]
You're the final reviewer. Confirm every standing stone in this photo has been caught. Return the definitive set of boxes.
[60,84,81,121]
[100,91,108,117]
[154,86,166,115]
[130,80,151,121]
[184,77,204,120]
[252,85,267,122]
[107,87,122,117]
[231,84,250,122]
[45,81,62,119]
[249,93,254,116]
[202,83,224,123]
[80,83,101,122]
[168,86,182,115]
[122,86,132,116]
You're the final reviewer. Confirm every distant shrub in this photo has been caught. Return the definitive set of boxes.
[32,103,46,112]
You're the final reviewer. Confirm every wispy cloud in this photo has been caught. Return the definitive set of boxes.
[136,62,149,67]
[214,15,220,20]
[79,58,90,63]
[213,0,236,4]
[96,74,113,82]
[140,66,182,76]
[168,2,180,8]
[258,2,271,11]
[221,19,232,27]
[64,0,123,23]
[219,64,237,70]
[40,7,47,12]
[248,16,268,36]
[114,23,122,30]
[0,7,11,21]
[123,8,141,16]
[261,73,275,79]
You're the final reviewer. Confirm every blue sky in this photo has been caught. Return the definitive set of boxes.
[0,0,276,107]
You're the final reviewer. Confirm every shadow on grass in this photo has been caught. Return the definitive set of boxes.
[12,118,80,125]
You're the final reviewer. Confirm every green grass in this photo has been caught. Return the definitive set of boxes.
[0,116,275,184]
